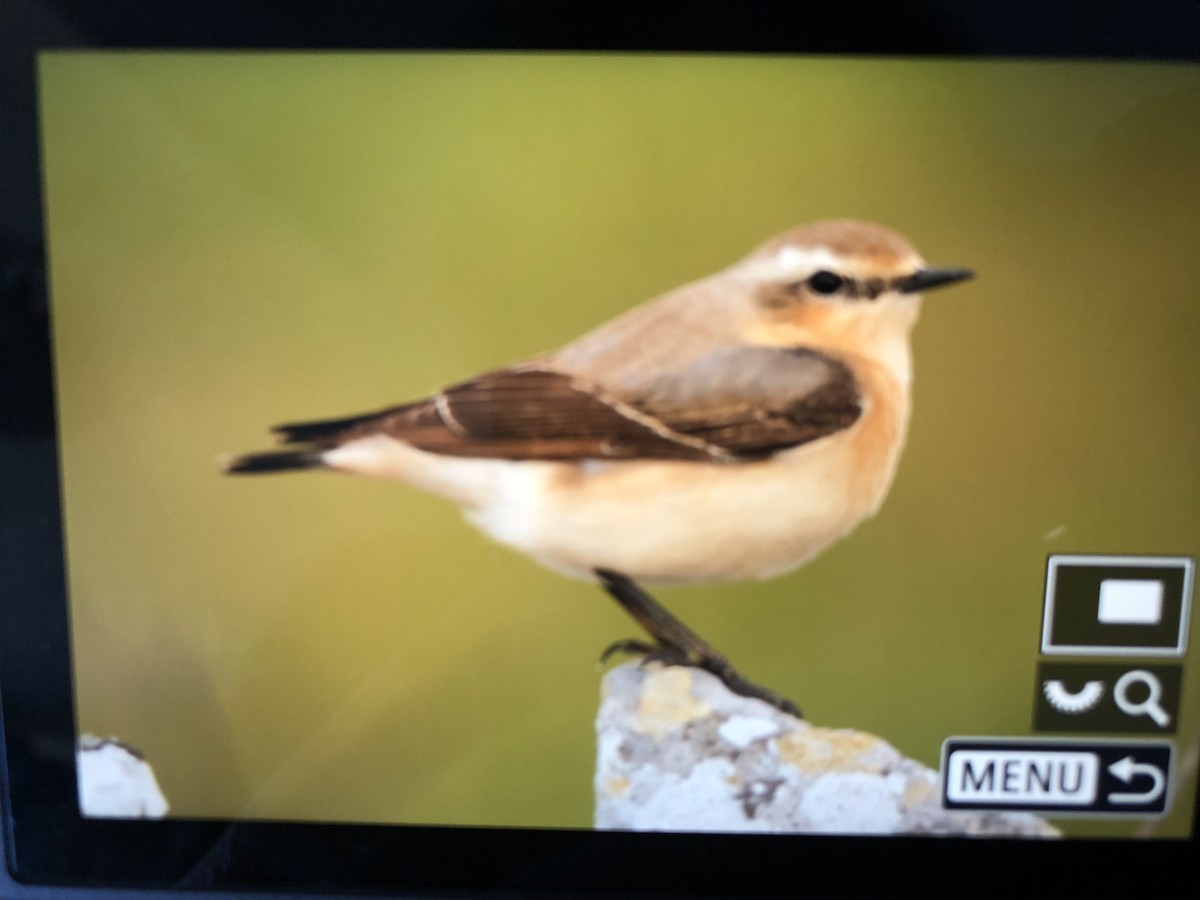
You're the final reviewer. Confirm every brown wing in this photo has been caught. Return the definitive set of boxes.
[270,348,860,463]
[272,367,719,461]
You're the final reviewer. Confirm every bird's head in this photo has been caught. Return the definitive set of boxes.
[732,219,973,363]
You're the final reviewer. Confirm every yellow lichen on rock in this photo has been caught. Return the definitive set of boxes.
[778,727,889,774]
[603,775,631,798]
[901,775,937,807]
[634,665,711,740]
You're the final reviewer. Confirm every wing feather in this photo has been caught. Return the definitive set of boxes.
[268,348,861,463]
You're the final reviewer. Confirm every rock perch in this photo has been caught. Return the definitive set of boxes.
[595,662,1059,836]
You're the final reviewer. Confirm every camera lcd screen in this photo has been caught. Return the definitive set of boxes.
[32,50,1200,851]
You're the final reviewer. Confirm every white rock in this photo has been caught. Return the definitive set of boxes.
[77,734,169,818]
[595,662,1059,836]
[798,772,902,833]
[718,715,781,750]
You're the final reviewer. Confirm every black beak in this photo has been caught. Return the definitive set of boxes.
[895,267,974,294]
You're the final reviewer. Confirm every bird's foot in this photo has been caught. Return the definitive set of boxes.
[595,568,803,719]
[602,639,803,718]
[599,637,692,669]
[695,659,803,719]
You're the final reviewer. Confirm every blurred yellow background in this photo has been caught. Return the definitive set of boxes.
[39,53,1200,835]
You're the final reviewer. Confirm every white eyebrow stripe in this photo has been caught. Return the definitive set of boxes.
[739,246,845,281]
[738,245,927,285]
[774,246,842,273]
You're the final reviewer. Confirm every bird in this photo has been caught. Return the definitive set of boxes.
[225,219,973,715]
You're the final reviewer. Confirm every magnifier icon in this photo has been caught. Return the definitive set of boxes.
[1113,669,1171,728]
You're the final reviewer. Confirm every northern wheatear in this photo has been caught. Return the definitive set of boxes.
[227,220,972,714]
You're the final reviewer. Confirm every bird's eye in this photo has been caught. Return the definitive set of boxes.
[807,271,845,295]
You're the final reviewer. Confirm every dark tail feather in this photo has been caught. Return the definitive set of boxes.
[224,449,326,475]
[271,410,388,445]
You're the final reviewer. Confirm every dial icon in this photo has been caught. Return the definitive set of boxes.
[1043,679,1105,714]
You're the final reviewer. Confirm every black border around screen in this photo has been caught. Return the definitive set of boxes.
[2,1,1199,896]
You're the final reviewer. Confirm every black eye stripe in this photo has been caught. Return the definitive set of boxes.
[864,278,885,299]
[774,272,906,304]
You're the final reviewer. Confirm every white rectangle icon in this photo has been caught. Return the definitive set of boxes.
[946,750,1098,806]
[1098,579,1163,625]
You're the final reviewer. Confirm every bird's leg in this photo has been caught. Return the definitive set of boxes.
[595,568,802,719]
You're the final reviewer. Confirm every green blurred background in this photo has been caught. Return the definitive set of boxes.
[39,53,1200,836]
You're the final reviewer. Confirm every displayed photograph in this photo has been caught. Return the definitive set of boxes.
[39,52,1200,836]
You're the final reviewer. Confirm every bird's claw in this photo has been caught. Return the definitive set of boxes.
[600,638,803,719]
[600,638,691,668]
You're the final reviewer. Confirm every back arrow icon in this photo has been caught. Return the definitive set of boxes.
[1108,755,1165,805]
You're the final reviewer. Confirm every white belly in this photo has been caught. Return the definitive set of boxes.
[465,428,893,584]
